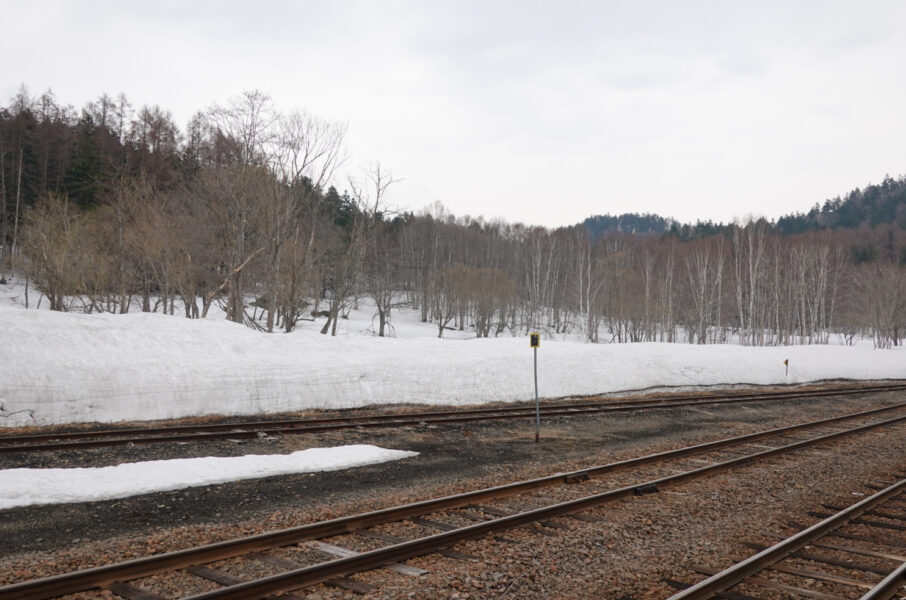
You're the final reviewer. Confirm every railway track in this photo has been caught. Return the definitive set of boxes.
[666,475,906,600]
[2,381,904,454]
[4,400,906,600]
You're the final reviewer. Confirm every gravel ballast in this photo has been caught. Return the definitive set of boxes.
[1,384,905,599]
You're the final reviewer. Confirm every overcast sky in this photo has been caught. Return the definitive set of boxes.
[3,1,906,228]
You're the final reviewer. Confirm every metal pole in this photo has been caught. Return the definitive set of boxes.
[534,346,539,443]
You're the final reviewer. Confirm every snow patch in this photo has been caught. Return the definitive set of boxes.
[0,445,418,509]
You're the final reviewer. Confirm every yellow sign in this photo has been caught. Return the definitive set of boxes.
[530,333,540,348]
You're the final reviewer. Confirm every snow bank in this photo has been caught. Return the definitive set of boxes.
[0,304,904,427]
[0,445,418,509]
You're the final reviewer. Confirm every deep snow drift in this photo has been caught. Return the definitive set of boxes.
[0,281,904,428]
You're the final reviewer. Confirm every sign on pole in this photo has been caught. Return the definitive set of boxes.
[530,333,540,442]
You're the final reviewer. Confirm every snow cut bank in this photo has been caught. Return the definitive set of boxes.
[0,445,418,509]
[0,305,904,427]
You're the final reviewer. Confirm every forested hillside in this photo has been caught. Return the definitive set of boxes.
[581,213,672,239]
[777,175,906,234]
[589,175,906,259]
[1,87,904,348]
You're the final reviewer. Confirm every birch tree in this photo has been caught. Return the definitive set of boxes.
[683,236,725,344]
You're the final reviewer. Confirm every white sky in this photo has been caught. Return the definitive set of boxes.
[3,1,906,227]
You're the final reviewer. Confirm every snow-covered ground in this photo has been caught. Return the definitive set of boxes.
[0,445,417,509]
[1,277,904,428]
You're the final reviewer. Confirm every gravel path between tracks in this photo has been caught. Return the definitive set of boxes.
[1,385,905,599]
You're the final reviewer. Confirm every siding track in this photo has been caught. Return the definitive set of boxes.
[2,382,904,454]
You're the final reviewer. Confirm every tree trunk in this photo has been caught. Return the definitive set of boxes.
[11,148,23,271]
[0,137,7,277]
[142,282,151,312]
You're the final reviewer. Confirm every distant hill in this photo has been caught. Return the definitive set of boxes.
[581,213,673,239]
[776,174,906,234]
[581,173,906,241]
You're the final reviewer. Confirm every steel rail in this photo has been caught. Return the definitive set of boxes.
[859,561,906,600]
[3,382,904,454]
[178,410,906,599]
[7,382,904,446]
[666,478,906,600]
[3,402,906,600]
[8,383,905,446]
[13,381,905,442]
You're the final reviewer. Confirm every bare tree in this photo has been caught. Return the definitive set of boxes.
[399,209,445,323]
[432,263,471,338]
[364,221,406,336]
[683,236,725,344]
[319,163,396,335]
[190,92,276,323]
[856,262,906,348]
[571,230,609,343]
[193,166,267,322]
[0,136,7,280]
[657,239,678,342]
[732,220,769,345]
[469,266,515,337]
[19,193,84,311]
[260,110,346,332]
[207,90,275,167]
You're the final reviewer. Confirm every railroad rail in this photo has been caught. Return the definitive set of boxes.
[666,475,906,600]
[3,401,906,600]
[2,381,904,454]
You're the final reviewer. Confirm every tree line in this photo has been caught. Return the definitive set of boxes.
[1,87,904,347]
